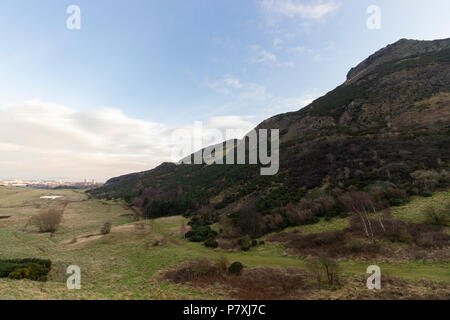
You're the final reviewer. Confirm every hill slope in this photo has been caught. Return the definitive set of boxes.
[90,38,450,233]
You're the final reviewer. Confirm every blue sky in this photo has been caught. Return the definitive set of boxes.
[0,0,449,181]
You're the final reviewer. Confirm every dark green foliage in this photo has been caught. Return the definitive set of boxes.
[0,259,51,282]
[251,239,258,247]
[204,238,219,248]
[234,211,263,237]
[146,199,186,218]
[228,262,244,275]
[185,226,217,242]
[255,187,303,214]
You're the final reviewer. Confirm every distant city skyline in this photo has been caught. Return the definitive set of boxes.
[1,0,450,181]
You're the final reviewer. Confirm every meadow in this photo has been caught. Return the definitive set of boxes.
[0,186,448,299]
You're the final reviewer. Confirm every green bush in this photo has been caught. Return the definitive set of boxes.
[228,262,244,275]
[8,268,31,280]
[0,259,51,282]
[185,226,217,242]
[251,239,258,247]
[204,238,219,248]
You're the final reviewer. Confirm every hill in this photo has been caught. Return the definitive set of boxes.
[89,38,450,239]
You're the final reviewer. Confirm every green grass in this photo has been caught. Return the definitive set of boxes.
[391,190,450,223]
[0,187,448,299]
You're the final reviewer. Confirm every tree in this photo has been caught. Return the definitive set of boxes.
[341,191,385,243]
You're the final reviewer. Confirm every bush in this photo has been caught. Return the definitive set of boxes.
[259,240,265,245]
[411,170,440,192]
[251,239,258,247]
[234,211,263,237]
[238,236,252,251]
[215,256,229,274]
[8,268,30,280]
[386,223,413,244]
[30,208,62,233]
[228,262,244,275]
[164,258,220,283]
[204,238,218,248]
[306,255,340,288]
[0,259,51,282]
[424,205,449,226]
[185,226,217,242]
[100,222,112,235]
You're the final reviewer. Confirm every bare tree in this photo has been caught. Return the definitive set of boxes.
[341,191,385,243]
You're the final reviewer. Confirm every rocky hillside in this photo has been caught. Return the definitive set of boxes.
[90,38,450,230]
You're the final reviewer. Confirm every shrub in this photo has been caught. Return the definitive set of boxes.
[8,268,30,280]
[204,238,219,248]
[251,239,258,247]
[0,259,51,282]
[191,258,217,278]
[238,236,252,251]
[215,256,229,274]
[30,208,62,233]
[286,207,319,226]
[234,211,263,237]
[306,255,340,288]
[185,226,217,242]
[164,258,219,283]
[386,223,413,244]
[100,222,112,235]
[228,262,244,275]
[259,240,265,245]
[411,170,440,192]
[424,205,449,226]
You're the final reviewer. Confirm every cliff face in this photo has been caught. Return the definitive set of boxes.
[258,38,450,144]
[90,38,450,219]
[346,38,450,82]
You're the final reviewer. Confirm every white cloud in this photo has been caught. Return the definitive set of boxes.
[207,74,243,95]
[249,45,295,68]
[249,48,278,64]
[0,100,255,181]
[262,0,340,20]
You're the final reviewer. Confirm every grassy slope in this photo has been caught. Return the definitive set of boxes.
[0,187,448,299]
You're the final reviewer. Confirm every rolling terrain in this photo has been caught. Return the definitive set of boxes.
[0,186,448,299]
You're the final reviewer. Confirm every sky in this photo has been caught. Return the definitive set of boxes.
[0,0,449,182]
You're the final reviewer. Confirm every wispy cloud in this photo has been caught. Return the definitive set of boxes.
[248,45,295,68]
[262,0,340,20]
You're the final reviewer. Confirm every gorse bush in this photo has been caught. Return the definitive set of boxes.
[228,262,244,275]
[0,259,51,282]
[204,238,218,248]
[185,226,217,242]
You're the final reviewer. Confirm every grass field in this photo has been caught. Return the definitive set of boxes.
[0,187,448,299]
